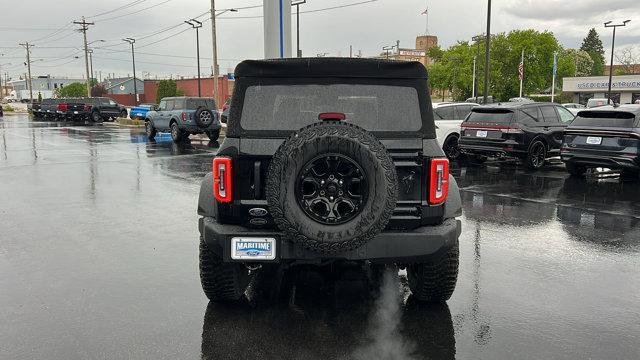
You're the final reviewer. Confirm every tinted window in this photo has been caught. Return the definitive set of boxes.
[519,106,540,124]
[241,84,422,132]
[455,105,474,119]
[187,98,215,110]
[540,106,559,123]
[466,109,514,124]
[435,106,454,120]
[556,106,575,123]
[571,111,637,128]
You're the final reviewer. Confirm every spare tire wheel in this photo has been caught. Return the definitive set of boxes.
[266,121,398,253]
[194,108,214,127]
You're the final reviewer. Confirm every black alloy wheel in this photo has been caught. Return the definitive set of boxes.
[297,154,367,225]
[526,141,546,170]
[443,136,461,161]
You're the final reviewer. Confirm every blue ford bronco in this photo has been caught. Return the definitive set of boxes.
[197,58,462,302]
[145,96,221,143]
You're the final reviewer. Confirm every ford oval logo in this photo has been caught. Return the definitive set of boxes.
[249,208,268,217]
[250,218,267,226]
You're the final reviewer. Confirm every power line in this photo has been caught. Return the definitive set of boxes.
[94,0,175,22]
[216,0,379,19]
[89,0,148,18]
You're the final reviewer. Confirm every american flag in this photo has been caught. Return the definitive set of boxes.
[518,61,524,81]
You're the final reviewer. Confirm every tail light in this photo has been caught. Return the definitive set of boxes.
[83,104,89,112]
[505,123,524,134]
[429,158,449,205]
[213,157,233,203]
[57,103,67,112]
[181,112,188,121]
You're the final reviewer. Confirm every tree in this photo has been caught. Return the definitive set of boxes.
[90,84,106,97]
[614,46,640,75]
[427,45,444,63]
[156,79,182,103]
[580,28,605,75]
[560,49,594,77]
[55,82,87,97]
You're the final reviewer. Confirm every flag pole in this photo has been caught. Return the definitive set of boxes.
[551,51,557,103]
[519,49,524,98]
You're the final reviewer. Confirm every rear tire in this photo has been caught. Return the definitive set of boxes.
[407,242,459,303]
[170,121,185,142]
[199,239,250,302]
[207,129,221,142]
[120,110,128,119]
[565,162,587,177]
[525,140,547,170]
[442,135,463,162]
[91,111,103,123]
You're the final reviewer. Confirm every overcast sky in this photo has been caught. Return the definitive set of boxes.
[0,0,638,81]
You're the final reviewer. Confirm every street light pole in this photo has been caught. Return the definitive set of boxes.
[87,49,94,82]
[292,0,306,58]
[604,20,630,105]
[185,19,203,97]
[210,4,238,107]
[483,0,491,104]
[123,38,138,105]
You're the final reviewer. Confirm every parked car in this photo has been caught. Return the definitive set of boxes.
[38,98,65,120]
[130,103,156,120]
[508,97,534,103]
[84,97,128,121]
[586,98,610,108]
[432,102,478,161]
[458,102,575,169]
[466,95,494,104]
[55,98,94,122]
[561,104,640,179]
[563,102,586,116]
[145,96,221,142]
[220,97,231,123]
[197,58,462,303]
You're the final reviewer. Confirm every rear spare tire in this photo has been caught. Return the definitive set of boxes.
[194,108,214,127]
[266,121,398,253]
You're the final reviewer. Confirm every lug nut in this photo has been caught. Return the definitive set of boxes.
[320,190,325,195]
[338,191,343,195]
[329,174,334,180]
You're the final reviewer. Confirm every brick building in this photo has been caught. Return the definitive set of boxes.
[143,76,234,107]
[380,35,439,67]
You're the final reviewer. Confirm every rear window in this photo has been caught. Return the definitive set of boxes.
[186,98,215,110]
[240,84,422,132]
[466,109,514,124]
[572,111,638,128]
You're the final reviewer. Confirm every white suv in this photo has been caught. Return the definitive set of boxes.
[433,102,478,161]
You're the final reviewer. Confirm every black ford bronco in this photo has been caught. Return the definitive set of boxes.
[197,58,462,302]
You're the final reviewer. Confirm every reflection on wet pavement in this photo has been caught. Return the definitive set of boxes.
[1,115,639,359]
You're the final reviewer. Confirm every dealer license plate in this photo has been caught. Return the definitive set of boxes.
[476,130,488,138]
[231,237,276,260]
[586,136,602,145]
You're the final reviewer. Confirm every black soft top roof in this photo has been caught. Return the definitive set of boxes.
[234,57,428,79]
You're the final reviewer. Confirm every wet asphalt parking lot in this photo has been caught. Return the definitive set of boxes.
[1,114,639,359]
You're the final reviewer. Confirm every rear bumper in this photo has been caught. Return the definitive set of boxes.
[199,217,461,264]
[561,150,640,170]
[459,140,525,158]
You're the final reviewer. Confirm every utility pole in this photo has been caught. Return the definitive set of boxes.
[185,19,203,97]
[123,38,138,105]
[18,42,34,103]
[74,17,94,98]
[483,0,491,104]
[604,20,631,105]
[292,0,306,58]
